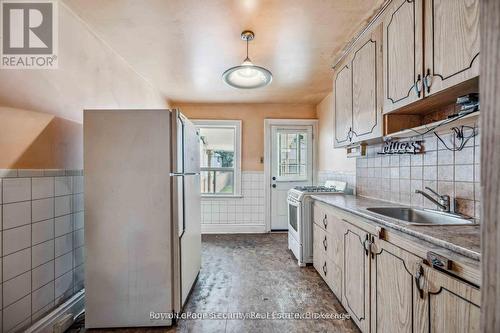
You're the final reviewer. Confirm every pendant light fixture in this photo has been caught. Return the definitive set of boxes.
[222,30,272,89]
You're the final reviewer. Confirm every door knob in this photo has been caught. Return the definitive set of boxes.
[272,184,276,188]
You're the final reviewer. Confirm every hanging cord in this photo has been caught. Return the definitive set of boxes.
[434,125,477,151]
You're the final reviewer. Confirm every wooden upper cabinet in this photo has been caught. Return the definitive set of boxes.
[351,25,383,142]
[342,222,370,332]
[423,0,480,96]
[383,0,424,113]
[334,61,353,147]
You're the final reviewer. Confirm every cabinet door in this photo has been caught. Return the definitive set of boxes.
[334,62,353,147]
[370,237,426,333]
[383,0,424,113]
[342,222,371,332]
[351,25,383,142]
[423,0,480,96]
[422,264,480,333]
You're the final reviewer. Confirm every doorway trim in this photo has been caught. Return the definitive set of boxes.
[264,119,318,232]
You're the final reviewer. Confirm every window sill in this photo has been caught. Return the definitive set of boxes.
[201,194,243,199]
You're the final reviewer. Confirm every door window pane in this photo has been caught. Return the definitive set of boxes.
[277,132,307,179]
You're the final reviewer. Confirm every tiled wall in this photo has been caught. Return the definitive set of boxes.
[0,169,84,333]
[201,172,265,226]
[317,171,356,194]
[356,129,480,218]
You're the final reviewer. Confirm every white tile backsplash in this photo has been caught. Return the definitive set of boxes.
[0,169,85,331]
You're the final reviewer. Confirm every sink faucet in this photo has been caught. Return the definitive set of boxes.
[415,187,450,212]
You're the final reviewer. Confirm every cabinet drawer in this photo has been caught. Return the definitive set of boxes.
[313,220,342,297]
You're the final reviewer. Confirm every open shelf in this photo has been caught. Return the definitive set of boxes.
[384,111,479,140]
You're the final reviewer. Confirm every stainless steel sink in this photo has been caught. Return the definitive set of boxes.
[366,207,475,226]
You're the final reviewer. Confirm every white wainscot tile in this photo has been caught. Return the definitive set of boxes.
[32,177,54,200]
[55,195,72,217]
[55,252,73,278]
[3,224,31,256]
[32,219,54,245]
[55,214,73,237]
[32,281,55,314]
[3,271,31,307]
[55,233,73,257]
[32,260,54,290]
[3,201,31,229]
[3,248,31,281]
[32,240,54,267]
[55,177,73,196]
[32,198,54,222]
[2,178,31,204]
[3,295,31,332]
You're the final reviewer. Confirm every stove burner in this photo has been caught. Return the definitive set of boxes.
[293,185,339,193]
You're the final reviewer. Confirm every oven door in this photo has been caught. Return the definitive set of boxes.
[287,197,301,243]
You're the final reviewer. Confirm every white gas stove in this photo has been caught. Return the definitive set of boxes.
[287,181,347,266]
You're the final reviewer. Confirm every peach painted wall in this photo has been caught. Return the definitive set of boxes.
[178,103,317,171]
[316,93,356,172]
[0,107,82,169]
[0,2,168,124]
[0,3,169,169]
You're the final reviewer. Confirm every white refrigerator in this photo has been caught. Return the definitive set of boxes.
[84,109,201,328]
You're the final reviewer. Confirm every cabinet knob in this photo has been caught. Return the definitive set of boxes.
[323,236,328,251]
[323,215,328,229]
[322,261,327,275]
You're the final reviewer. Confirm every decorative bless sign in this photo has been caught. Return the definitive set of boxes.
[379,140,423,155]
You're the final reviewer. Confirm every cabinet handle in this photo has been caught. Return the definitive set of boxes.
[414,74,422,98]
[423,69,432,93]
[323,236,327,251]
[363,234,371,256]
[323,215,328,229]
[414,265,424,299]
[322,261,327,275]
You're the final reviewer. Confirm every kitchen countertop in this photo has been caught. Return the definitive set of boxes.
[311,194,480,261]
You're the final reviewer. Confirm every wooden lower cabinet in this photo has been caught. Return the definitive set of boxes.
[312,201,480,333]
[370,237,426,333]
[342,222,371,332]
[423,264,480,333]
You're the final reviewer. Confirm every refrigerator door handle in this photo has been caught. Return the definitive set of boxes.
[170,172,199,177]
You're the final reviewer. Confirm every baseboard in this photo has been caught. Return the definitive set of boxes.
[26,289,85,333]
[201,223,267,234]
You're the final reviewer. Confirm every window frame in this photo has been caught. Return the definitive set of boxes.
[193,119,242,197]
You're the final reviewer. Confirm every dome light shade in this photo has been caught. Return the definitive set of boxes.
[222,31,272,89]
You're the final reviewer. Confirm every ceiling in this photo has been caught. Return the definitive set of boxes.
[63,0,385,105]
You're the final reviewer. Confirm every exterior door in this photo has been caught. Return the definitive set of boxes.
[270,125,313,230]
[383,0,424,113]
[423,0,480,96]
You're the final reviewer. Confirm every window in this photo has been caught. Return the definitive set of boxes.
[194,120,242,196]
[277,131,307,179]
